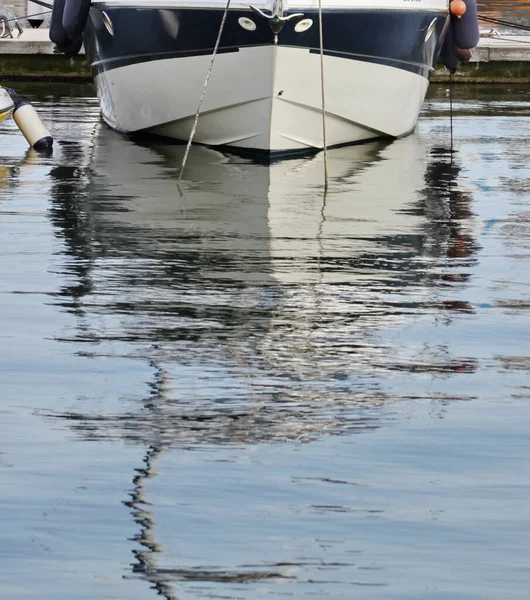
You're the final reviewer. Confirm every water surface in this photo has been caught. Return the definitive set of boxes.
[1,83,530,599]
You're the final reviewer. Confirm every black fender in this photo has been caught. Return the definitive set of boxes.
[440,20,474,71]
[452,0,479,49]
[62,0,91,41]
[49,0,71,47]
[62,34,84,58]
[440,44,460,71]
[455,46,473,63]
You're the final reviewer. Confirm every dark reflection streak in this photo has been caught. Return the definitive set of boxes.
[123,362,297,596]
[127,445,180,600]
[376,145,481,374]
[125,362,181,600]
[419,146,479,317]
[48,141,97,318]
[421,146,480,277]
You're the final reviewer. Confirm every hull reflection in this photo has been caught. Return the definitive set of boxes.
[45,128,479,448]
[40,128,480,598]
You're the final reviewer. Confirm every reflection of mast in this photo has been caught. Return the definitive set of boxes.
[124,361,179,600]
[127,445,179,600]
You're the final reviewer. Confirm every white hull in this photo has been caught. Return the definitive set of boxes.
[96,45,430,152]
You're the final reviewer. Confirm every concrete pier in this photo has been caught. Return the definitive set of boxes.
[0,28,89,81]
[0,28,56,54]
[433,35,530,82]
[1,28,530,82]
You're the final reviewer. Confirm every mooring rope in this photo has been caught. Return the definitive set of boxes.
[178,0,232,186]
[484,35,530,44]
[478,13,530,33]
[1,10,51,25]
[317,0,328,193]
[0,9,50,38]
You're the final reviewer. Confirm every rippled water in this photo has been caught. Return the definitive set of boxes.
[1,83,530,599]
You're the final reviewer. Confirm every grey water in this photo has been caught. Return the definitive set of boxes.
[1,83,530,600]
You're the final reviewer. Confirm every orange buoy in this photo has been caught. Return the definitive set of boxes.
[450,0,467,18]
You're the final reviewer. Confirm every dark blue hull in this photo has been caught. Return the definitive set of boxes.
[85,7,448,79]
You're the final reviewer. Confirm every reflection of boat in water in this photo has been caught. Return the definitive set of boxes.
[77,127,428,288]
[45,127,479,446]
[42,129,479,598]
[46,132,419,440]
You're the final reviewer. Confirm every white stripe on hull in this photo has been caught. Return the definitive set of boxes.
[95,46,430,152]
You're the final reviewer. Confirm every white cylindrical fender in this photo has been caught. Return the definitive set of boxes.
[13,103,53,150]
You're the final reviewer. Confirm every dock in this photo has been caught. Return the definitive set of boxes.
[0,28,89,81]
[433,34,530,82]
[1,28,530,82]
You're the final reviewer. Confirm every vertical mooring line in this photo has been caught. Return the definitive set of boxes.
[178,0,232,188]
[318,0,328,193]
